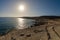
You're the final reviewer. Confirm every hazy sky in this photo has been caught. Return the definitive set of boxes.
[0,0,60,17]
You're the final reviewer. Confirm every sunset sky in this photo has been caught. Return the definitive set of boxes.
[0,0,60,17]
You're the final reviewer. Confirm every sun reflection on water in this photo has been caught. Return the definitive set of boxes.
[16,18,35,29]
[17,18,25,29]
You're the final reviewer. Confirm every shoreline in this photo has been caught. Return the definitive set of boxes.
[0,17,60,40]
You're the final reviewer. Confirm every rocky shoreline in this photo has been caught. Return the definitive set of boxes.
[0,17,60,40]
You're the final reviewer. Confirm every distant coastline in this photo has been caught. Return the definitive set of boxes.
[19,16,60,19]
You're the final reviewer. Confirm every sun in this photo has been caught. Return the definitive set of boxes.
[18,4,25,12]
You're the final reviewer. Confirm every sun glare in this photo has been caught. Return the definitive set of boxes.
[18,5,25,12]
